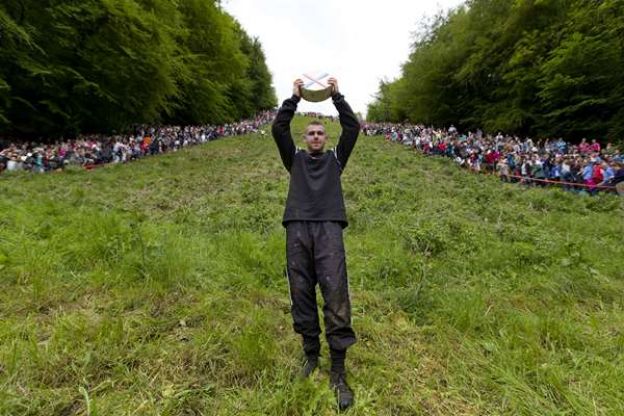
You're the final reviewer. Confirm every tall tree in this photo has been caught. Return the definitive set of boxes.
[0,0,276,139]
[367,0,624,144]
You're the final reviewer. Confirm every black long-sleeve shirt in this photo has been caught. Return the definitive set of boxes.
[272,93,360,228]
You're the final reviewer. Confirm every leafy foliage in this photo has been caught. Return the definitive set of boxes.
[0,0,276,138]
[367,0,624,143]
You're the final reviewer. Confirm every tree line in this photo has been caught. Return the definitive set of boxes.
[0,0,276,139]
[367,0,624,143]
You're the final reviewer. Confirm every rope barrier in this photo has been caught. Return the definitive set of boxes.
[503,174,616,190]
[408,148,620,191]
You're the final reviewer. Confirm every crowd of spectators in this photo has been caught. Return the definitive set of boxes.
[362,123,624,196]
[4,113,623,196]
[0,111,275,174]
[300,112,336,121]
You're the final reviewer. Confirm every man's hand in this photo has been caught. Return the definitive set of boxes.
[293,79,304,97]
[327,77,339,95]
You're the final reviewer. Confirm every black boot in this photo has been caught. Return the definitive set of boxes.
[301,336,320,377]
[301,354,319,378]
[330,371,354,411]
[329,348,353,410]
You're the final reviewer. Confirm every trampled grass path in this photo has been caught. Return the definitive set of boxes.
[1,117,623,415]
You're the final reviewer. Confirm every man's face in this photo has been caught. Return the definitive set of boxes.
[305,124,327,153]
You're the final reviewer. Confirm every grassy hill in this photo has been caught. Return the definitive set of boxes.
[1,116,623,415]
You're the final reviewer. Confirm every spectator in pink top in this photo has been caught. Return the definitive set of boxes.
[578,138,590,154]
[590,139,601,153]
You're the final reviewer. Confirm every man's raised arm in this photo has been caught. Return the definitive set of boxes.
[272,79,304,172]
[328,78,360,171]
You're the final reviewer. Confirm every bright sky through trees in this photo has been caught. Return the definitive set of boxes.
[222,0,465,116]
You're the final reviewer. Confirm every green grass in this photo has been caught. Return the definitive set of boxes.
[1,117,623,415]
